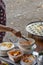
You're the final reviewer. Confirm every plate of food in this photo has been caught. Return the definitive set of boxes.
[0,42,15,56]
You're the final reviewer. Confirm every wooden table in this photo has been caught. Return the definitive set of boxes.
[28,34,43,52]
[35,40,43,52]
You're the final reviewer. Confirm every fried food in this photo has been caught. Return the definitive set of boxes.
[9,50,21,56]
[22,54,35,63]
[0,42,12,48]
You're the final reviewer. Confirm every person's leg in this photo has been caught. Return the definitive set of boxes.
[0,37,3,43]
[0,1,6,43]
[0,0,6,64]
[0,32,3,43]
[0,32,6,43]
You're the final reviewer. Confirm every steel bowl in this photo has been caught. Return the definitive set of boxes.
[0,42,15,56]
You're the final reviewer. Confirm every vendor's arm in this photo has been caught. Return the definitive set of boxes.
[0,25,22,37]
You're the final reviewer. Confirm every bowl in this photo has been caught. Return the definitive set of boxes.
[18,44,36,54]
[0,42,15,56]
[17,38,36,54]
[20,54,36,65]
[7,49,23,63]
[18,38,35,49]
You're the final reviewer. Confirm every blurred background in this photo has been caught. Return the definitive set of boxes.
[3,0,43,41]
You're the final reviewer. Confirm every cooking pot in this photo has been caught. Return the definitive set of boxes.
[26,21,43,41]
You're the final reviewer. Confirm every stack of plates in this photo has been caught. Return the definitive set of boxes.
[0,42,15,56]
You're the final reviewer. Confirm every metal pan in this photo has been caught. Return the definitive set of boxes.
[26,21,43,41]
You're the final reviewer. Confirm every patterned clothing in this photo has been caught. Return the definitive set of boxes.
[0,0,6,43]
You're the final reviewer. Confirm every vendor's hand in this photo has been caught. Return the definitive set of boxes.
[15,31,22,38]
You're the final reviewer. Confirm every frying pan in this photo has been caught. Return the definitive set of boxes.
[26,21,43,41]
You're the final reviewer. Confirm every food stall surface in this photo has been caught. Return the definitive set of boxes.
[0,24,43,65]
[0,41,41,65]
[0,42,37,65]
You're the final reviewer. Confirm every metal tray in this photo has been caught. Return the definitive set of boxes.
[0,43,37,65]
[0,57,37,65]
[0,57,20,65]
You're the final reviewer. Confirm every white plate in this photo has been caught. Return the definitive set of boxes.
[0,42,15,56]
[0,42,14,51]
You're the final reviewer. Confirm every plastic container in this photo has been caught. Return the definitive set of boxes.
[20,54,36,65]
[18,38,35,49]
[18,38,36,54]
[7,49,23,63]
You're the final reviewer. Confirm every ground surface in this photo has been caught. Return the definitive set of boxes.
[3,0,43,41]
